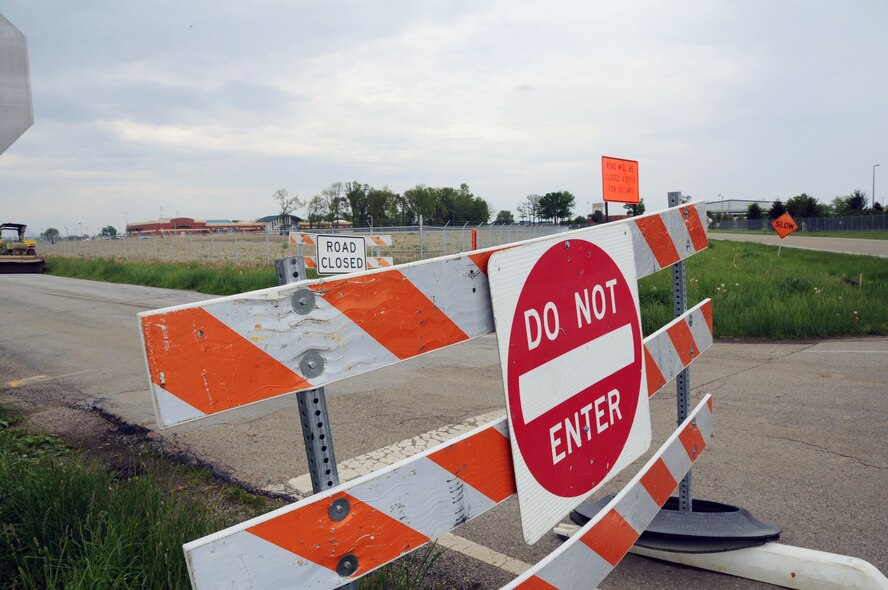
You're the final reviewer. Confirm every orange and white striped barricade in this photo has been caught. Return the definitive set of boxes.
[503,396,713,590]
[140,202,708,429]
[181,370,712,590]
[289,232,394,271]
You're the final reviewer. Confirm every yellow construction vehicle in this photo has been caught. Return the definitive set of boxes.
[0,223,46,273]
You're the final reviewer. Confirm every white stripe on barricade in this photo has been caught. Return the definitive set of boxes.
[182,325,713,590]
[502,395,713,590]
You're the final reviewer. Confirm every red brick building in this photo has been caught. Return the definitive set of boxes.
[126,217,265,236]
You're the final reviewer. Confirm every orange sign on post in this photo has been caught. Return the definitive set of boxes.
[771,212,798,239]
[602,156,639,204]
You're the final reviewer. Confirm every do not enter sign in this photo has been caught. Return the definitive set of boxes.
[488,224,651,544]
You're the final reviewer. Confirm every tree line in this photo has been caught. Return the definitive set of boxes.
[275,182,491,228]
[737,190,883,221]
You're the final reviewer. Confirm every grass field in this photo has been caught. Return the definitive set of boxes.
[709,228,888,240]
[0,404,268,590]
[0,402,438,590]
[46,240,888,340]
[638,241,887,338]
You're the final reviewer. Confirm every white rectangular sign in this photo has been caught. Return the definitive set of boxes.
[316,234,367,275]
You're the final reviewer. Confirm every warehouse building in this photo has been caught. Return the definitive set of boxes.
[126,217,266,236]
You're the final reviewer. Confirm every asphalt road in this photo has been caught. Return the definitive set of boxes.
[710,232,888,257]
[1,273,886,589]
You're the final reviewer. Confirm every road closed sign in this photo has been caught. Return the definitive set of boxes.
[316,234,367,275]
[488,224,650,544]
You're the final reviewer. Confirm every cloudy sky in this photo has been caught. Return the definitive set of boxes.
[1,1,886,235]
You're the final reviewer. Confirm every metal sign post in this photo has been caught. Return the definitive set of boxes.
[668,191,693,512]
[274,254,355,588]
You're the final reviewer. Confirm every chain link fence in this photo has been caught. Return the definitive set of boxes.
[38,224,568,268]
[712,213,887,232]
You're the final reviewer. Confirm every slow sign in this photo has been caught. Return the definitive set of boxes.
[488,224,651,544]
[771,212,798,239]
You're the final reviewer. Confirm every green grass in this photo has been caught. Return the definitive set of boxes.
[359,543,444,590]
[47,242,888,339]
[0,404,249,590]
[709,229,888,240]
[0,402,443,590]
[46,256,281,295]
[639,241,888,339]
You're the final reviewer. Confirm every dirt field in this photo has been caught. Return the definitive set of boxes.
[41,226,564,267]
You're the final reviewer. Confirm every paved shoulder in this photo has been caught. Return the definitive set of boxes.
[710,232,888,257]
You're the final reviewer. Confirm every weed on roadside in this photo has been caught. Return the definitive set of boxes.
[360,542,446,590]
[0,404,273,590]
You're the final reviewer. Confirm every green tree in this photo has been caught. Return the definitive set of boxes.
[306,195,326,228]
[403,185,436,223]
[321,182,348,227]
[367,186,398,226]
[768,200,786,219]
[42,227,60,239]
[591,210,604,224]
[747,203,763,220]
[518,194,542,223]
[833,189,868,216]
[623,199,646,217]
[273,189,302,230]
[572,215,587,225]
[539,191,575,224]
[344,181,371,226]
[495,210,515,224]
[785,193,821,218]
[100,225,117,237]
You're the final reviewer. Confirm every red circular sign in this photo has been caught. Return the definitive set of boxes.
[507,239,643,497]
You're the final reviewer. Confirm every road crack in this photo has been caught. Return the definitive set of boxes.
[765,435,886,470]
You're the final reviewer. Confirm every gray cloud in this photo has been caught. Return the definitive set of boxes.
[1,0,885,233]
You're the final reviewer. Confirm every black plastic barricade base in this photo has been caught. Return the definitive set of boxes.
[571,496,781,553]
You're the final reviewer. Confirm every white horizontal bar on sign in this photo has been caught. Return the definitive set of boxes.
[519,323,635,424]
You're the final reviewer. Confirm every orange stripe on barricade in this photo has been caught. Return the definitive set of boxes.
[682,205,708,252]
[247,491,429,577]
[304,256,317,269]
[428,427,516,503]
[140,309,311,415]
[679,420,707,460]
[468,248,505,275]
[580,509,638,567]
[701,299,713,334]
[643,346,667,397]
[666,320,698,366]
[639,458,678,505]
[311,271,469,360]
[634,215,681,268]
[516,577,558,590]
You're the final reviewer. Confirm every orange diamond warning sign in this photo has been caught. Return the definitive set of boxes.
[771,212,798,239]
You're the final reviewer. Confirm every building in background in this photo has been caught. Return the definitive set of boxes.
[704,198,772,219]
[255,214,304,234]
[126,217,265,236]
